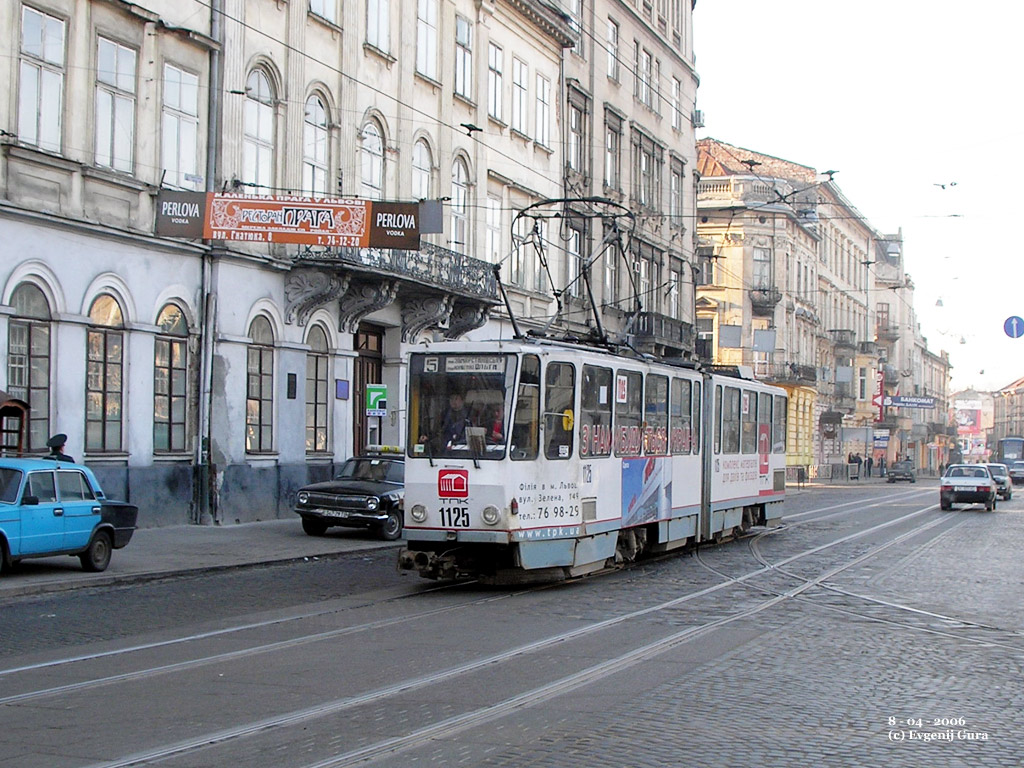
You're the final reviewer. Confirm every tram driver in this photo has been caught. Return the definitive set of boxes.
[438,391,472,448]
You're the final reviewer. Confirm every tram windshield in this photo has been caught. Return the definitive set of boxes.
[408,353,517,460]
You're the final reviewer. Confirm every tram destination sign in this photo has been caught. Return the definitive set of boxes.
[155,191,420,249]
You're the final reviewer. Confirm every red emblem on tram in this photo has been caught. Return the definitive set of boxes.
[438,469,469,498]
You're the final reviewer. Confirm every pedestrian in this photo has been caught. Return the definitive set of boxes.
[853,452,863,480]
[44,433,76,464]
[865,455,874,477]
[880,456,887,477]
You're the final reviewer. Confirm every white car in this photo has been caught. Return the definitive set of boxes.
[939,464,997,511]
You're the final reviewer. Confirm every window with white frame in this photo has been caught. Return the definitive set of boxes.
[455,15,472,100]
[567,99,584,173]
[310,0,336,23]
[154,303,188,453]
[671,76,682,130]
[568,0,583,57]
[535,74,550,147]
[162,64,199,189]
[485,195,501,263]
[668,267,682,319]
[367,0,390,53]
[7,283,51,451]
[416,0,437,79]
[511,58,528,134]
[19,6,65,153]
[243,70,275,188]
[604,110,622,191]
[635,43,652,108]
[652,59,661,115]
[412,138,432,200]
[565,222,584,298]
[509,208,527,286]
[487,43,503,120]
[603,223,620,305]
[670,157,684,225]
[246,316,274,453]
[306,325,329,453]
[606,18,619,81]
[633,130,662,209]
[86,295,124,452]
[360,120,384,199]
[95,37,136,172]
[450,157,469,253]
[302,95,329,195]
[753,246,772,289]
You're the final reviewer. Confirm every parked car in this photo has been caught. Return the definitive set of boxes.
[887,460,917,483]
[294,452,404,540]
[0,457,138,573]
[939,464,997,511]
[984,463,1013,500]
[1009,461,1024,487]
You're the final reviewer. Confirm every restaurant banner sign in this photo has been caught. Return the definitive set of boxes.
[156,192,420,249]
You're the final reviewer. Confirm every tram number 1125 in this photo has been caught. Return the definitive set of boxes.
[439,506,470,527]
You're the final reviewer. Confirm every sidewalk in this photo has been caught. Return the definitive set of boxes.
[0,518,397,599]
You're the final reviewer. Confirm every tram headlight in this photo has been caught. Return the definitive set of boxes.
[410,504,427,522]
[482,505,501,526]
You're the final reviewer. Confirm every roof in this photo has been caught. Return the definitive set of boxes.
[697,138,817,183]
[0,456,88,471]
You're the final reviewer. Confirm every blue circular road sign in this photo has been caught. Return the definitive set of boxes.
[1005,316,1024,339]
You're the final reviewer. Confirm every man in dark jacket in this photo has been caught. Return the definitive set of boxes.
[44,433,76,463]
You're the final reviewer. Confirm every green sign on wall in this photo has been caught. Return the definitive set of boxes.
[366,384,387,417]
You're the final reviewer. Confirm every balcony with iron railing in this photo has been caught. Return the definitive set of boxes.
[632,311,694,353]
[749,286,782,315]
[830,329,857,349]
[757,361,817,387]
[876,323,900,342]
[294,242,499,302]
[697,177,779,205]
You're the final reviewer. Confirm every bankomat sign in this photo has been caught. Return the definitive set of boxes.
[155,192,421,249]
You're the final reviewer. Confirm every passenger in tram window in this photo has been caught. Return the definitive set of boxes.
[485,401,505,444]
[439,391,471,447]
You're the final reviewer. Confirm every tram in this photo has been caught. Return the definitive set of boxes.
[398,337,788,583]
[994,436,1024,464]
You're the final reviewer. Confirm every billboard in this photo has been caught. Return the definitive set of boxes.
[155,192,421,249]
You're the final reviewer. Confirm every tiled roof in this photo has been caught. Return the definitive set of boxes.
[697,137,818,183]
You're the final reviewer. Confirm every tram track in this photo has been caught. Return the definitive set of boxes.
[1,500,961,767]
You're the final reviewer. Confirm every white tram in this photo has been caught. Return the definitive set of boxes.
[398,338,788,583]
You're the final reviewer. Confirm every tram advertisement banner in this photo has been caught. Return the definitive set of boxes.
[621,457,671,527]
[156,192,421,248]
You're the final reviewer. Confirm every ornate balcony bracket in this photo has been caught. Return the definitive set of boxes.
[402,295,454,343]
[284,268,351,326]
[338,280,399,333]
[445,302,491,339]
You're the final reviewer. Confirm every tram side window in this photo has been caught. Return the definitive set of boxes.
[511,355,540,460]
[580,365,613,457]
[714,384,722,454]
[670,378,691,454]
[758,392,772,454]
[723,386,741,454]
[741,390,758,454]
[615,370,643,456]
[773,394,788,453]
[644,374,668,454]
[692,381,701,452]
[544,362,575,460]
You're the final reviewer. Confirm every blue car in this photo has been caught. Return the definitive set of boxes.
[0,457,138,573]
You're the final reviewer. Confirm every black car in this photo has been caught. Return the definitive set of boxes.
[887,460,916,483]
[1010,461,1024,487]
[294,454,404,540]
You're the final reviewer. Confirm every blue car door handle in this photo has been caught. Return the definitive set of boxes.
[53,507,64,517]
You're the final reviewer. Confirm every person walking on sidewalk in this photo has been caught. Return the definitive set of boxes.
[865,455,874,477]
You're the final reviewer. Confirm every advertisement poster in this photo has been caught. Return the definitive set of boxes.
[621,457,671,527]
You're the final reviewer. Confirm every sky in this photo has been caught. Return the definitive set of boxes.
[692,0,1024,394]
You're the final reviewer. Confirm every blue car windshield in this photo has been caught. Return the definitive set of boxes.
[0,468,22,503]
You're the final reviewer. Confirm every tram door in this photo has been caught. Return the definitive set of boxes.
[353,324,383,455]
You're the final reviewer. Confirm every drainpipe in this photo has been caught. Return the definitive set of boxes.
[197,0,223,524]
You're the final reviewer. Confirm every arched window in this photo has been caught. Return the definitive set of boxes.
[246,316,274,453]
[154,303,188,453]
[412,138,432,201]
[360,120,384,200]
[306,325,329,453]
[87,294,124,452]
[451,157,469,253]
[243,70,275,188]
[302,95,329,195]
[7,283,51,450]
